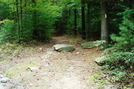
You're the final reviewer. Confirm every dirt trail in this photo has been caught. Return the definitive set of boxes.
[0,36,104,89]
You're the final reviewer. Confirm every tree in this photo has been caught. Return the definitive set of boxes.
[111,8,134,51]
[1,0,133,44]
[101,0,109,42]
[81,0,86,39]
[0,0,60,43]
[74,6,77,36]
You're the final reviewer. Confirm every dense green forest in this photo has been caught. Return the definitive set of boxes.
[0,0,134,88]
[0,0,133,43]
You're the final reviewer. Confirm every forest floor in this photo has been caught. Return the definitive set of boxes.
[0,36,107,89]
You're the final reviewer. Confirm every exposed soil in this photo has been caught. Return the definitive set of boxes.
[0,36,105,89]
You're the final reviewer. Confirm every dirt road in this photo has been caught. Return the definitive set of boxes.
[0,36,103,89]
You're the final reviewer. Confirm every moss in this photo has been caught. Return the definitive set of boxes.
[0,60,6,63]
[4,61,39,77]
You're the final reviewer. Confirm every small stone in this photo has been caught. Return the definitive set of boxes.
[39,48,42,50]
[29,83,33,86]
[76,52,80,54]
[0,74,4,78]
[28,66,38,71]
[0,77,9,83]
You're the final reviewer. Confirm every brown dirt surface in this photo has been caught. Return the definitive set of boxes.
[0,36,105,89]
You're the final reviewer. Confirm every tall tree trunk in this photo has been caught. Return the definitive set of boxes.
[16,0,20,42]
[19,0,22,40]
[86,2,91,39]
[101,0,109,42]
[74,8,77,36]
[81,0,86,40]
[32,0,38,39]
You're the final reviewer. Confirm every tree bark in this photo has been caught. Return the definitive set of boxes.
[16,0,20,42]
[81,0,86,40]
[32,0,38,39]
[86,2,91,39]
[74,8,77,36]
[19,0,22,40]
[101,0,109,42]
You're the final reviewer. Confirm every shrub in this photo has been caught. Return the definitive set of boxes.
[105,52,134,70]
[102,52,134,83]
[110,8,134,52]
[0,20,16,44]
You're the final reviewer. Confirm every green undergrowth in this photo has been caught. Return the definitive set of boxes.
[0,41,40,60]
[89,70,109,89]
[0,43,23,59]
[89,69,129,89]
[89,51,134,89]
[101,52,134,89]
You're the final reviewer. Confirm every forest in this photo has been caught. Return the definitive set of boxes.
[0,0,134,89]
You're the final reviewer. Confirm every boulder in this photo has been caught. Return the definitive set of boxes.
[95,56,107,66]
[53,44,75,52]
[81,40,106,49]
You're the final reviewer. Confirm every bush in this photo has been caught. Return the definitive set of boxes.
[0,20,16,44]
[35,10,55,41]
[105,52,134,70]
[110,8,134,51]
[102,52,134,83]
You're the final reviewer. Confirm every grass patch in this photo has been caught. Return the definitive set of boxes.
[4,60,39,78]
[0,59,6,63]
[0,43,23,59]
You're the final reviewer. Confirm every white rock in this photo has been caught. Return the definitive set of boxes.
[0,77,9,83]
[28,66,38,71]
[76,52,80,54]
[39,48,42,50]
[0,75,4,78]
